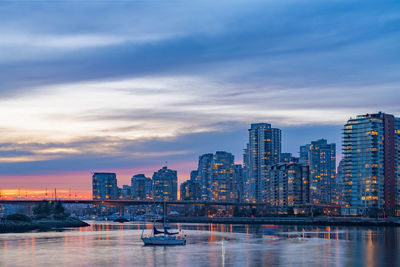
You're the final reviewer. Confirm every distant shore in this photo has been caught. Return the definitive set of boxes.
[167,216,400,227]
[0,218,90,233]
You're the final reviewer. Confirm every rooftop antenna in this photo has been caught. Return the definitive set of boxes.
[165,161,168,168]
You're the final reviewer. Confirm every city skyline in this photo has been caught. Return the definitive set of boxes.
[2,2,400,266]
[0,114,396,199]
[1,0,400,198]
[85,112,400,217]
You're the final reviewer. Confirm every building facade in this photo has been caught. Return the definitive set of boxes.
[299,145,311,164]
[334,159,346,205]
[180,179,201,201]
[197,153,214,200]
[247,123,281,202]
[210,151,235,201]
[131,174,152,200]
[121,185,132,199]
[300,139,336,204]
[281,153,299,163]
[268,163,310,208]
[242,144,251,202]
[152,167,178,201]
[343,112,400,215]
[92,172,118,200]
[233,164,244,202]
[195,151,237,201]
[190,170,199,182]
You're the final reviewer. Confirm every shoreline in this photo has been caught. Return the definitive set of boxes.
[0,218,90,233]
[166,216,400,227]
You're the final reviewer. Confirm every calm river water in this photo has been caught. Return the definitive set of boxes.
[0,221,399,267]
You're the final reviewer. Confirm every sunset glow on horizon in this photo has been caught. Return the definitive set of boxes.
[1,0,399,195]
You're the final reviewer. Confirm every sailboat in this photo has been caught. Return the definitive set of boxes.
[141,201,186,245]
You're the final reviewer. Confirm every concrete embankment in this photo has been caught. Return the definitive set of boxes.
[167,216,400,227]
[0,218,90,233]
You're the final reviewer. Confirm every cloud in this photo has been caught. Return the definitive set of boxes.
[0,0,399,188]
[1,0,399,91]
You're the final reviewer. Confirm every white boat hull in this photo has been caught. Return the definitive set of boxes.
[142,236,186,245]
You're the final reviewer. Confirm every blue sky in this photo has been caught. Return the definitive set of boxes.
[0,0,399,190]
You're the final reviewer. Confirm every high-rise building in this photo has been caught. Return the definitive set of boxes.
[247,123,281,202]
[121,185,132,199]
[299,145,311,164]
[243,144,251,202]
[92,172,118,200]
[334,159,346,205]
[268,163,309,208]
[180,179,201,201]
[131,174,152,200]
[234,164,244,201]
[190,170,199,182]
[343,112,400,215]
[195,151,237,201]
[197,153,214,200]
[300,139,336,204]
[210,151,235,201]
[180,170,201,201]
[281,153,299,163]
[152,167,178,201]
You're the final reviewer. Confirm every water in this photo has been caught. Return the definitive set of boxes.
[1,221,399,267]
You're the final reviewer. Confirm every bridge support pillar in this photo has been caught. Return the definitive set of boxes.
[28,205,32,216]
[204,204,209,217]
[24,205,33,216]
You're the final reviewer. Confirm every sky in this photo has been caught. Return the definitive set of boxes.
[0,0,399,198]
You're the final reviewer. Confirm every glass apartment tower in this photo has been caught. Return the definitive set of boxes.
[196,151,236,201]
[210,151,235,201]
[300,139,336,204]
[197,153,214,200]
[180,170,201,201]
[343,112,400,215]
[152,167,178,201]
[92,172,118,200]
[131,174,152,200]
[247,123,281,203]
[268,163,310,208]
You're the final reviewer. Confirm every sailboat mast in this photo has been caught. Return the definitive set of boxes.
[163,200,166,230]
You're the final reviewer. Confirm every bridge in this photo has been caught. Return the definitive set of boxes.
[0,199,266,207]
[0,199,270,216]
[0,199,343,216]
[0,199,343,209]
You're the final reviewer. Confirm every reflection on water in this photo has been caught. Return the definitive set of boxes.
[0,221,399,267]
